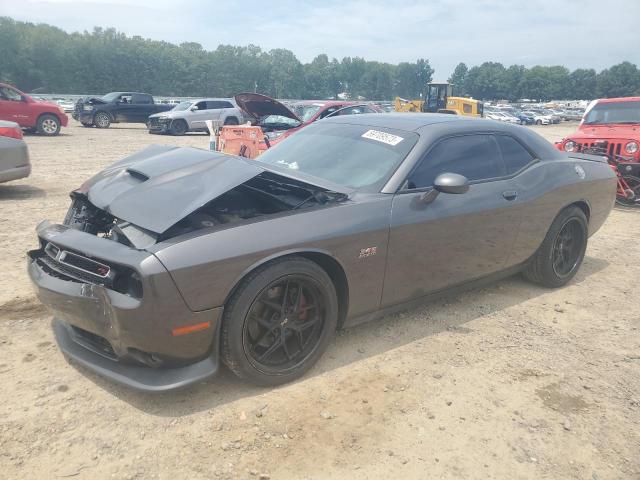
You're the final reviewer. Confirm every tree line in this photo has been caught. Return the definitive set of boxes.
[1,17,639,101]
[449,61,640,101]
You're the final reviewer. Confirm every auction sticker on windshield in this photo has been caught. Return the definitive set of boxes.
[361,129,404,146]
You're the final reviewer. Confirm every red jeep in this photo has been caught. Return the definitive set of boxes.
[0,83,69,136]
[557,97,640,206]
[556,97,640,160]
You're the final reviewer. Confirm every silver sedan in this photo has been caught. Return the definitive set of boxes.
[0,120,30,183]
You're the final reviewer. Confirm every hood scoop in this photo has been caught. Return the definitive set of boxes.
[84,145,264,233]
[125,168,149,182]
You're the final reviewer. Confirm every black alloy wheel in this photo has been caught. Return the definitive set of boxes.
[220,256,338,386]
[243,275,325,374]
[551,218,585,278]
[523,206,588,288]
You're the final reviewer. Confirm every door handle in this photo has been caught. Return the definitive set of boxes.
[502,190,518,201]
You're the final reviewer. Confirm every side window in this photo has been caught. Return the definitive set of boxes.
[207,101,233,109]
[318,106,339,119]
[0,87,22,101]
[495,135,534,174]
[463,103,472,114]
[207,100,233,110]
[407,134,505,189]
[195,101,208,110]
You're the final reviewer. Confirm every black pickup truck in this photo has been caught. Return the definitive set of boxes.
[73,92,173,128]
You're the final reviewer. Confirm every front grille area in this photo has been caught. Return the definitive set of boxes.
[577,140,626,157]
[70,325,117,360]
[33,242,143,298]
[42,242,113,285]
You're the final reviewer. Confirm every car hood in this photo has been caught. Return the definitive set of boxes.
[234,93,300,122]
[573,124,640,140]
[148,110,181,119]
[81,145,349,234]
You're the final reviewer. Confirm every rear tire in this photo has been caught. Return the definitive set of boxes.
[170,119,188,135]
[37,114,61,136]
[221,257,338,386]
[94,112,111,128]
[523,206,588,288]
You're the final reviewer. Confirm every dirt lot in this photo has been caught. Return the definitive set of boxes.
[1,121,639,480]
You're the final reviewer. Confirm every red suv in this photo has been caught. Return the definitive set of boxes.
[556,97,640,161]
[0,83,69,136]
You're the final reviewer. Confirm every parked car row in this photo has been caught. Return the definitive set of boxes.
[484,104,585,126]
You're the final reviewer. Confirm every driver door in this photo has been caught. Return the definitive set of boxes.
[382,134,523,306]
[190,101,220,130]
[0,86,26,124]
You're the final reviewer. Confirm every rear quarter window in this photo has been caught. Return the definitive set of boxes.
[207,101,234,109]
[495,135,535,174]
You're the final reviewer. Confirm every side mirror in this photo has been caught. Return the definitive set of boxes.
[190,106,198,111]
[433,173,469,194]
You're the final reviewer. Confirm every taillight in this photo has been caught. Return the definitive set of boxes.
[0,126,23,140]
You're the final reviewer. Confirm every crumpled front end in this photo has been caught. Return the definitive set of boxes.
[147,115,173,133]
[28,220,222,391]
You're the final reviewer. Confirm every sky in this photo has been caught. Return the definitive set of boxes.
[1,0,639,77]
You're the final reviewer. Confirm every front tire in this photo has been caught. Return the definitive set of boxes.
[523,206,588,288]
[94,112,111,128]
[221,257,338,386]
[169,119,188,135]
[37,114,61,136]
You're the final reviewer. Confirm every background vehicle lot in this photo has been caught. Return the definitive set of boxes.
[1,122,639,479]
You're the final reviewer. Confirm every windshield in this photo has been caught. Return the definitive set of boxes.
[261,115,301,127]
[584,101,640,125]
[100,92,124,102]
[172,101,193,111]
[292,104,322,122]
[256,123,419,191]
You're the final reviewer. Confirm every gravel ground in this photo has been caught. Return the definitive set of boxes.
[0,121,638,479]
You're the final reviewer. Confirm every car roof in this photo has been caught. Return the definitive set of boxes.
[291,100,357,107]
[321,112,477,131]
[596,96,640,104]
[190,98,235,103]
[0,120,20,128]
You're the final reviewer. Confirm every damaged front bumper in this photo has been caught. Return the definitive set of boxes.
[147,117,173,133]
[28,221,222,392]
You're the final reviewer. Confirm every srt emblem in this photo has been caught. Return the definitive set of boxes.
[358,246,377,259]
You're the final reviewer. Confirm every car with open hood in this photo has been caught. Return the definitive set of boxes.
[28,114,616,392]
[234,93,380,150]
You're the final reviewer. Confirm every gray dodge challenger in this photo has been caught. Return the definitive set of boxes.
[28,114,616,391]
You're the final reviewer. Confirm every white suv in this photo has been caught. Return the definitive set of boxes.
[148,98,245,135]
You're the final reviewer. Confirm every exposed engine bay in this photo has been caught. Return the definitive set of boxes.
[64,171,347,249]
